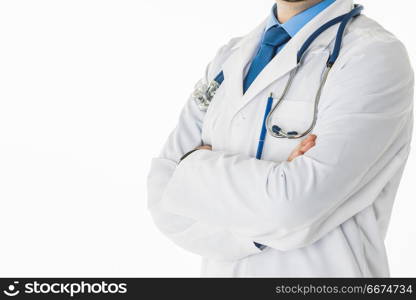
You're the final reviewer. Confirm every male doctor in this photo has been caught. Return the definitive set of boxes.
[148,0,414,277]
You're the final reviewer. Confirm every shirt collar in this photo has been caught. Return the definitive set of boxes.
[266,0,336,37]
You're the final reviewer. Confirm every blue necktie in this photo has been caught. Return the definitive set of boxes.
[243,26,291,93]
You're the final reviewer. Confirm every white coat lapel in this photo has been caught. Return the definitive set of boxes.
[232,0,354,114]
[220,20,267,109]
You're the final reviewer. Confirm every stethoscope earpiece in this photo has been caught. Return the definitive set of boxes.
[272,125,281,134]
[271,124,299,138]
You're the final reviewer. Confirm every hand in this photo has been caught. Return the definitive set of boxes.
[196,145,212,151]
[287,134,317,162]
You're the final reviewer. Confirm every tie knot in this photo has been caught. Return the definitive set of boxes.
[262,26,291,48]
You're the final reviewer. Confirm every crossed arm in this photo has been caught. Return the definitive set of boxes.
[148,100,316,261]
[195,135,316,163]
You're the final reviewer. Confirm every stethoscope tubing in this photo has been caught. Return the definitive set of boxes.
[263,4,363,141]
[265,65,332,140]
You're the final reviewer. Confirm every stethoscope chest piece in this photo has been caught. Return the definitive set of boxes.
[192,80,221,112]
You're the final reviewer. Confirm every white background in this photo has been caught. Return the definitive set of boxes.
[0,0,414,277]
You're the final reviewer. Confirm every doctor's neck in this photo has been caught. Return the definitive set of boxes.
[276,0,324,23]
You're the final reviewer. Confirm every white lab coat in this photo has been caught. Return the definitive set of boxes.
[147,0,414,277]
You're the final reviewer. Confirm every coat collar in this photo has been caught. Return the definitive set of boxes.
[222,0,354,115]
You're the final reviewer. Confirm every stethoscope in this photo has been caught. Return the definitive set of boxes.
[192,4,364,160]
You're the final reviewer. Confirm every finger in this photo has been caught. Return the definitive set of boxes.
[300,141,316,153]
[300,134,317,146]
[300,138,310,147]
[197,145,212,150]
[288,150,304,162]
[308,135,317,144]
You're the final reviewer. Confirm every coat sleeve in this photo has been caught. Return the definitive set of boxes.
[147,40,262,261]
[161,38,414,251]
